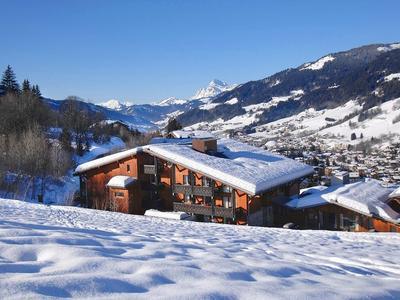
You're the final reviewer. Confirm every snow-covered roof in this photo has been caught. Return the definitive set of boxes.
[170,130,215,139]
[149,137,192,145]
[74,148,140,174]
[144,138,313,195]
[286,186,330,209]
[287,180,399,224]
[106,176,136,188]
[389,187,400,199]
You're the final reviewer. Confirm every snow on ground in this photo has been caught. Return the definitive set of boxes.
[225,97,239,105]
[301,55,335,71]
[250,99,363,139]
[0,199,400,299]
[318,98,400,143]
[249,97,400,146]
[199,102,221,110]
[377,43,400,52]
[75,137,126,166]
[384,73,400,82]
[192,90,306,132]
[0,137,126,205]
[144,209,194,220]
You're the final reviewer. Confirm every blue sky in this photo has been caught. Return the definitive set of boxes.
[1,0,400,103]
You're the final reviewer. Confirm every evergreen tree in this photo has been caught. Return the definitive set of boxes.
[166,118,182,133]
[0,65,20,94]
[32,84,41,98]
[22,79,31,94]
[59,128,72,152]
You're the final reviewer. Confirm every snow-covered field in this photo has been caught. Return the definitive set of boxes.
[1,199,400,299]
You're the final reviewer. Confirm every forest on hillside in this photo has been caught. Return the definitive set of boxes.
[0,65,158,202]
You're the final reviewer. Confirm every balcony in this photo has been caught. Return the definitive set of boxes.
[172,184,214,197]
[173,202,234,218]
[143,164,156,175]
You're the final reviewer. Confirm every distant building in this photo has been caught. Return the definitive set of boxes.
[285,180,400,232]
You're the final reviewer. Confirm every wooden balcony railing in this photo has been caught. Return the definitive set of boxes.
[172,184,214,197]
[143,164,157,175]
[173,202,234,218]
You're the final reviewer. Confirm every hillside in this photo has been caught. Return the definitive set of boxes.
[1,199,400,299]
[177,43,400,142]
[44,98,157,132]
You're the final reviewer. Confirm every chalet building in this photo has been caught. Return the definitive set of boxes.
[388,187,400,213]
[284,180,400,232]
[74,137,313,225]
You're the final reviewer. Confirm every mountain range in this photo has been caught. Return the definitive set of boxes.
[44,42,400,144]
[177,43,400,131]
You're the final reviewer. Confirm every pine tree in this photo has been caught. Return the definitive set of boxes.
[0,65,20,94]
[32,85,37,96]
[33,84,41,98]
[166,118,182,133]
[22,79,31,94]
[59,128,72,152]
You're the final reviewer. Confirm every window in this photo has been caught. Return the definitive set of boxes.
[340,214,357,231]
[367,218,374,229]
[127,164,130,173]
[114,192,124,198]
[204,196,212,206]
[223,196,232,208]
[183,175,190,185]
[222,185,232,193]
[185,194,191,203]
[202,177,211,187]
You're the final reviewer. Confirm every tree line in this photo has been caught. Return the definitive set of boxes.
[0,65,104,201]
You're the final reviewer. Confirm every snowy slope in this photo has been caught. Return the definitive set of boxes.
[244,97,400,147]
[1,200,400,299]
[0,137,126,205]
[178,42,400,145]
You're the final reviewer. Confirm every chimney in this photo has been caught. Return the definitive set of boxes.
[192,138,217,153]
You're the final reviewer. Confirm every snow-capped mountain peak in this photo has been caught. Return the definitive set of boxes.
[157,97,188,106]
[99,99,135,110]
[100,99,124,110]
[192,79,236,100]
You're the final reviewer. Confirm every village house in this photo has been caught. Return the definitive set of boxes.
[74,136,314,225]
[284,179,400,232]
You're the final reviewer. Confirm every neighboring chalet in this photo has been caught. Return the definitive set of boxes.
[74,136,313,225]
[389,187,400,214]
[285,180,400,232]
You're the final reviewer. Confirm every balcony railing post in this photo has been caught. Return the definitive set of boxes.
[173,202,233,218]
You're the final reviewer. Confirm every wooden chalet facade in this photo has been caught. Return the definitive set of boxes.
[285,203,400,232]
[75,138,312,225]
[74,137,400,232]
